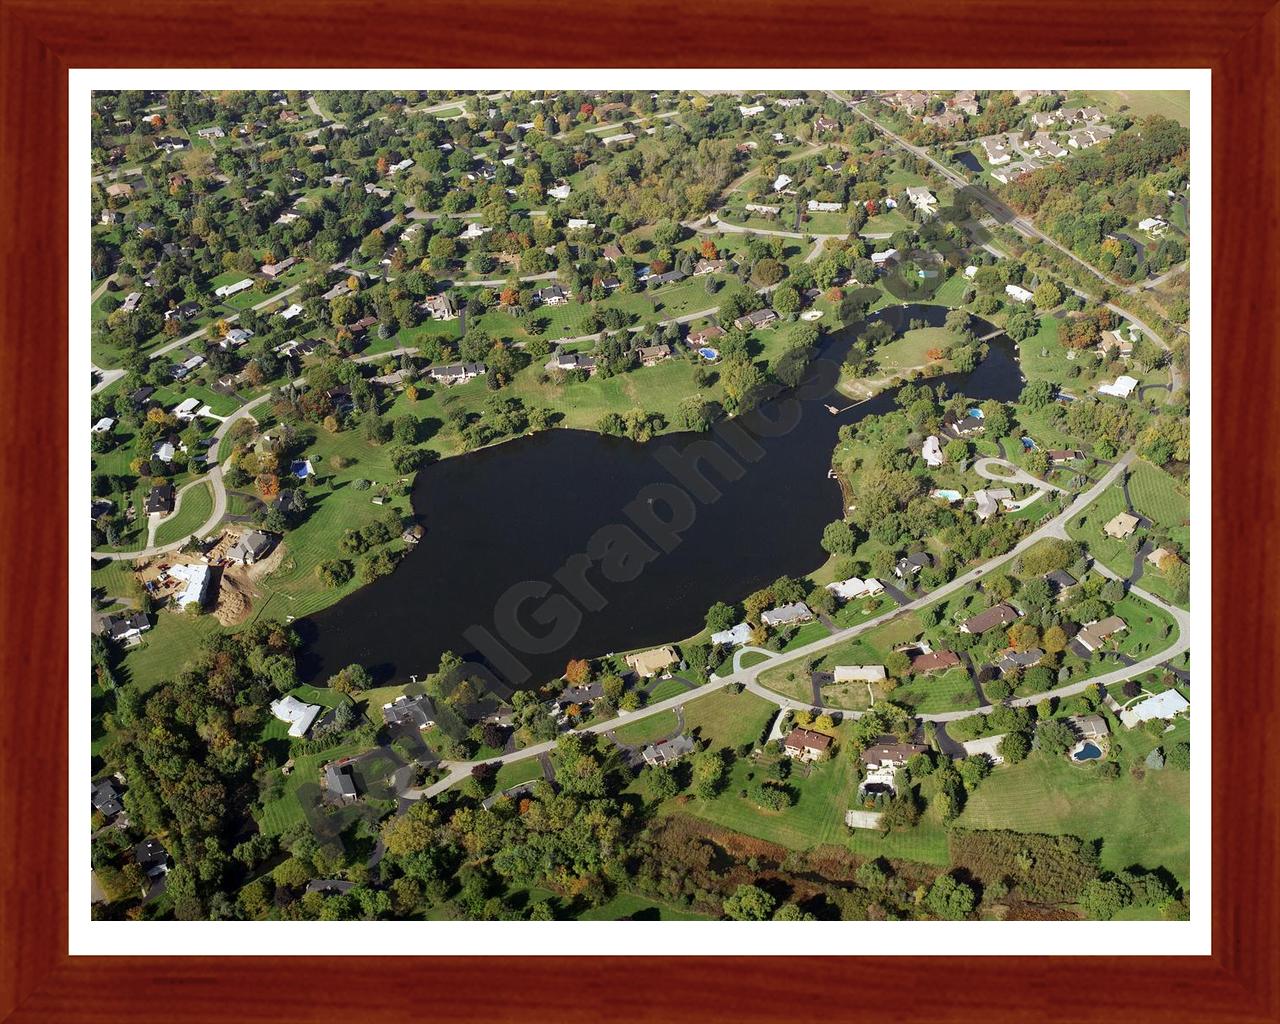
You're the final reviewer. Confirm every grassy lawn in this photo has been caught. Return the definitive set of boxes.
[955,737,1190,886]
[646,677,690,702]
[737,651,771,669]
[492,758,545,792]
[1065,483,1133,577]
[120,609,222,692]
[874,326,954,376]
[153,481,214,545]
[889,666,980,715]
[612,709,680,745]
[681,688,777,750]
[1084,89,1190,127]
[1127,461,1190,547]
[779,620,831,652]
[258,738,370,836]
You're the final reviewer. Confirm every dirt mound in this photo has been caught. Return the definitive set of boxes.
[214,570,252,626]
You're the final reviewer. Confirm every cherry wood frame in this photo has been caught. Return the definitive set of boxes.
[2,0,1276,1020]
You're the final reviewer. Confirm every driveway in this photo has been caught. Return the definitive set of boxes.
[972,457,1063,493]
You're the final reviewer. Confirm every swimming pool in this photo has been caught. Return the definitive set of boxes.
[968,407,984,419]
[1072,742,1103,762]
[698,347,720,361]
[931,489,963,502]
[1020,436,1036,450]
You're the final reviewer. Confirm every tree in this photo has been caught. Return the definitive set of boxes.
[998,730,1032,764]
[821,519,855,556]
[1033,280,1063,310]
[723,884,776,921]
[1038,718,1077,756]
[1166,741,1190,770]
[564,659,591,685]
[1079,877,1134,920]
[706,601,737,633]
[925,873,976,920]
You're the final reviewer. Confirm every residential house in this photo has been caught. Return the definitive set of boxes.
[710,622,753,647]
[134,839,170,880]
[905,186,937,211]
[166,563,211,610]
[744,203,780,215]
[688,325,725,348]
[1005,283,1035,303]
[427,362,486,386]
[783,727,833,762]
[227,530,275,565]
[364,184,391,199]
[870,248,899,266]
[833,665,887,683]
[261,256,296,278]
[129,385,156,408]
[910,650,961,674]
[215,278,253,299]
[1068,714,1110,741]
[419,293,456,320]
[972,487,1013,521]
[1097,375,1140,398]
[895,552,933,578]
[1047,448,1083,464]
[270,695,321,738]
[91,778,125,819]
[960,603,1020,635]
[547,183,572,200]
[1066,126,1114,149]
[382,694,436,730]
[642,734,696,767]
[738,104,765,117]
[1147,547,1179,570]
[1103,511,1140,539]
[120,291,142,313]
[92,417,116,434]
[761,602,813,628]
[814,115,840,132]
[105,181,135,200]
[602,132,636,146]
[858,740,926,795]
[733,308,778,331]
[693,258,729,275]
[1076,616,1127,652]
[1045,569,1079,598]
[102,610,150,643]
[625,646,679,678]
[996,647,1045,673]
[388,158,414,174]
[535,284,568,306]
[196,125,225,139]
[324,761,359,805]
[1030,132,1068,158]
[807,200,843,212]
[277,303,304,321]
[772,173,793,192]
[144,483,175,516]
[924,111,966,130]
[1120,689,1189,727]
[826,577,884,601]
[922,434,944,467]
[546,351,597,375]
[1138,217,1168,235]
[602,244,623,262]
[637,344,672,367]
[981,137,1012,165]
[941,409,985,438]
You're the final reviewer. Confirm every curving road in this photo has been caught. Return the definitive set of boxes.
[972,457,1063,493]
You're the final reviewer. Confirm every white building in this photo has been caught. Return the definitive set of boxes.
[278,303,303,321]
[1098,375,1140,399]
[807,200,843,212]
[826,577,883,602]
[215,279,253,298]
[167,563,211,610]
[738,104,765,117]
[772,173,793,192]
[833,665,887,683]
[710,622,753,647]
[1005,284,1034,303]
[547,183,572,200]
[270,695,322,738]
[172,398,201,420]
[922,434,944,467]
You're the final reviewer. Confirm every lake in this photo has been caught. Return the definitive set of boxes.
[295,304,1023,691]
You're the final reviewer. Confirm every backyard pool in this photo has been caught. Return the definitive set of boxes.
[931,488,963,502]
[698,347,720,361]
[1072,742,1103,762]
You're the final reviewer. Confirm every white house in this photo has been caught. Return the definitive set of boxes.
[567,218,596,230]
[964,265,978,278]
[745,203,780,215]
[1119,689,1190,728]
[1138,217,1168,235]
[905,186,937,211]
[172,397,201,420]
[167,563,212,610]
[710,622,753,648]
[388,158,414,174]
[761,602,813,628]
[1005,284,1034,303]
[270,695,321,738]
[1098,375,1140,398]
[807,200,843,212]
[826,577,884,601]
[922,434,944,467]
[738,104,765,117]
[871,248,899,266]
[215,279,253,298]
[772,173,793,192]
[278,303,303,321]
[547,183,572,200]
[460,222,492,240]
[92,417,115,434]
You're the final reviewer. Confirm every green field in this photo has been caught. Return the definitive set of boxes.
[611,709,679,746]
[1085,90,1190,127]
[1065,483,1133,577]
[955,729,1190,886]
[646,677,691,702]
[575,891,710,921]
[492,758,545,792]
[681,688,777,750]
[874,326,955,376]
[153,481,214,545]
[258,738,370,836]
[1127,461,1190,547]
[120,609,222,691]
[737,651,771,669]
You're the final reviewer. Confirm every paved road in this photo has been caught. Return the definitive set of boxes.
[972,457,1063,493]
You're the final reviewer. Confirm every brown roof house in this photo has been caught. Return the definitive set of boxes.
[1104,511,1140,539]
[960,603,1020,635]
[1076,616,1127,653]
[911,650,961,674]
[625,646,678,678]
[783,728,833,762]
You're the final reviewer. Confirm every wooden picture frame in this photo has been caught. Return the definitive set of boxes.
[2,1,1274,1020]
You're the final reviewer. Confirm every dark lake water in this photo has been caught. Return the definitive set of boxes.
[295,304,1023,690]
[952,151,983,174]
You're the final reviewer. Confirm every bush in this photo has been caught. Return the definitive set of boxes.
[1166,741,1190,770]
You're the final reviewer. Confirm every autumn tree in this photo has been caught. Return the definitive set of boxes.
[564,659,591,686]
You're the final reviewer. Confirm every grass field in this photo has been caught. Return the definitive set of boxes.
[1065,483,1133,577]
[153,481,214,545]
[1085,90,1190,127]
[120,609,221,691]
[612,709,680,746]
[681,688,777,750]
[955,733,1190,886]
[646,677,691,702]
[737,651,771,669]
[874,326,954,376]
[492,758,545,792]
[575,891,710,921]
[890,666,980,715]
[258,738,369,836]
[1127,461,1190,547]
